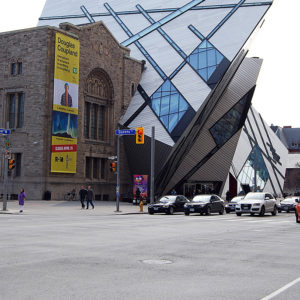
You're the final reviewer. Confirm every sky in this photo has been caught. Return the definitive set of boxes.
[0,0,299,127]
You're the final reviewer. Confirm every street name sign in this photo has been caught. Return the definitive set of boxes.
[115,129,136,135]
[0,129,11,135]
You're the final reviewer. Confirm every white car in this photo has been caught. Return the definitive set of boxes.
[235,192,277,216]
[225,196,244,213]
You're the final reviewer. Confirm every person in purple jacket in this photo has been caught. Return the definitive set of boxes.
[18,188,26,213]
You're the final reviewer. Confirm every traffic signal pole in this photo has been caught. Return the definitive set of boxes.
[150,126,155,204]
[116,130,120,212]
[2,152,8,211]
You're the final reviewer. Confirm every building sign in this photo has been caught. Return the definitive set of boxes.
[51,32,80,173]
[133,175,148,200]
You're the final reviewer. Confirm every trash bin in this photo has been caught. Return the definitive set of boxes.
[44,190,51,200]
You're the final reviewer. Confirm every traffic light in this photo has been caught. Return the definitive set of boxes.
[136,127,144,144]
[110,162,117,173]
[8,159,15,170]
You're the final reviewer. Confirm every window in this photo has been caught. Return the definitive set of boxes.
[15,153,22,177]
[18,62,22,74]
[10,61,22,75]
[101,158,105,179]
[84,69,113,142]
[151,79,190,133]
[7,93,25,128]
[86,156,106,180]
[11,63,16,75]
[85,157,91,178]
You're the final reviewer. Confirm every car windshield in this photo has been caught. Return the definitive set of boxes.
[244,193,265,200]
[192,195,211,203]
[159,196,176,203]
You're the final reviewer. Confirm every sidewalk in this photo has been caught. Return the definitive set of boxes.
[0,200,149,215]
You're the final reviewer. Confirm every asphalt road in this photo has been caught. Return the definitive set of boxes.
[0,201,299,300]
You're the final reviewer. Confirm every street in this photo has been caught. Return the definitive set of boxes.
[0,201,299,300]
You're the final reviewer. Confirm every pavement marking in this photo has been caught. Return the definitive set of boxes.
[260,277,300,300]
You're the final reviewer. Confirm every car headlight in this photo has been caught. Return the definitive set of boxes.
[236,204,240,208]
[253,203,261,207]
[163,205,168,208]
[225,204,229,207]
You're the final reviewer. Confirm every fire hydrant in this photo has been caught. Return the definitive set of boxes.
[139,199,143,212]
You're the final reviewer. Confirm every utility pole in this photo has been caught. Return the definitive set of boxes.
[150,126,155,204]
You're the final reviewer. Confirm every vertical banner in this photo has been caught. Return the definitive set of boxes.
[133,175,148,199]
[51,33,80,173]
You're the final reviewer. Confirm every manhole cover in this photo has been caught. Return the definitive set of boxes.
[142,259,173,265]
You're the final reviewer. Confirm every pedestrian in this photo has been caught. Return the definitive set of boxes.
[135,187,141,205]
[86,185,95,210]
[18,188,26,213]
[79,185,87,209]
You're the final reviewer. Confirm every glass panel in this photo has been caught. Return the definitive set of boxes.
[199,69,207,81]
[169,113,178,132]
[207,49,216,67]
[98,106,104,140]
[11,63,16,75]
[9,94,16,128]
[91,104,97,139]
[169,94,179,114]
[160,115,169,129]
[179,97,189,112]
[198,51,207,69]
[84,102,90,138]
[207,66,216,79]
[160,95,170,116]
[152,98,160,115]
[216,52,223,64]
[17,93,24,128]
[85,157,91,178]
[18,62,22,74]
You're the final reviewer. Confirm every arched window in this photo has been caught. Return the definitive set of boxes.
[84,69,113,141]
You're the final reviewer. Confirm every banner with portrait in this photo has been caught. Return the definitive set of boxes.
[51,32,80,173]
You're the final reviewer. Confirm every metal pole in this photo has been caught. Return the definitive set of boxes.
[2,148,7,211]
[254,146,257,192]
[116,130,120,212]
[150,126,155,204]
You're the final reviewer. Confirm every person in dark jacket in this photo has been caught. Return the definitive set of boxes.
[18,188,26,213]
[86,185,95,210]
[79,186,87,209]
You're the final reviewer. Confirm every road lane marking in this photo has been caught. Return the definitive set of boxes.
[260,277,300,300]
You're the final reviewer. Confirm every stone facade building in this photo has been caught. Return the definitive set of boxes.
[0,22,143,200]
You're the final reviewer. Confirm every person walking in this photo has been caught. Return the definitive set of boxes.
[18,188,26,213]
[79,186,87,209]
[86,185,95,210]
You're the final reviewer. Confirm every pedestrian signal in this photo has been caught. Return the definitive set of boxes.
[136,127,144,144]
[110,162,117,173]
[8,159,15,170]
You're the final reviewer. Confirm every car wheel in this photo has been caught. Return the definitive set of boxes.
[169,206,174,215]
[236,212,242,216]
[278,209,281,213]
[286,210,289,213]
[259,206,265,216]
[250,213,255,216]
[200,212,204,216]
[226,209,230,214]
[185,212,190,216]
[206,207,211,216]
[219,207,224,215]
[271,206,277,216]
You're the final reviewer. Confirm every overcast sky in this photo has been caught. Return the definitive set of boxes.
[0,0,299,127]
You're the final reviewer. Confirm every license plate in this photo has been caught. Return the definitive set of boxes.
[243,207,249,210]
[190,208,194,212]
[154,207,158,211]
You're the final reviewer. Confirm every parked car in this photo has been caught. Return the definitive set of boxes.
[295,199,300,223]
[278,197,299,213]
[235,192,277,216]
[225,196,244,213]
[148,195,189,215]
[184,194,225,216]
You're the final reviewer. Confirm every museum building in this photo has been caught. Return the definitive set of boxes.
[0,22,143,200]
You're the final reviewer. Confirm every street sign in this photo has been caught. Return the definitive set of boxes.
[115,129,136,135]
[108,156,117,160]
[0,129,11,135]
